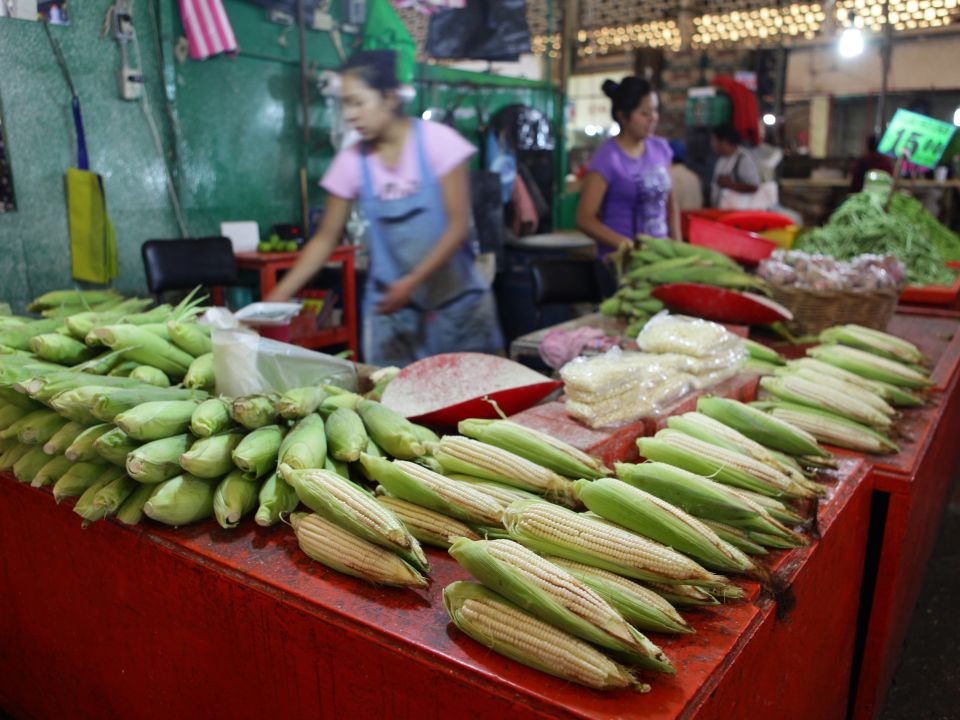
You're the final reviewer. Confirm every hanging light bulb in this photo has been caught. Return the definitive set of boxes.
[838,15,865,58]
[763,113,777,126]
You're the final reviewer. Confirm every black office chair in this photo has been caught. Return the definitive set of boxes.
[530,258,605,325]
[141,237,238,304]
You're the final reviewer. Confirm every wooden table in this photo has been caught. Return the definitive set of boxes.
[233,246,358,357]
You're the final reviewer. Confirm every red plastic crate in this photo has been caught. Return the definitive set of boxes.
[898,262,960,305]
[716,211,794,233]
[688,216,777,266]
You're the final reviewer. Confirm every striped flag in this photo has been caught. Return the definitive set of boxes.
[179,0,238,61]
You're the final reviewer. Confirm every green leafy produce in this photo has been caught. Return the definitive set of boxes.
[888,192,960,263]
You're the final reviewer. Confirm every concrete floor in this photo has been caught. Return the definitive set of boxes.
[880,479,960,720]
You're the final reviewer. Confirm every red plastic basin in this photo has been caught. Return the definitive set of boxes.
[717,211,794,233]
[688,216,777,266]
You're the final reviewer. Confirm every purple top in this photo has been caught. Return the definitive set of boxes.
[587,136,673,254]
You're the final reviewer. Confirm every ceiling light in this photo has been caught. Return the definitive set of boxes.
[763,113,777,126]
[839,25,864,57]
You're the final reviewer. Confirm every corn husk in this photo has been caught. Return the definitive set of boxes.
[52,463,111,502]
[278,414,327,469]
[143,474,217,526]
[115,400,200,441]
[255,471,300,527]
[184,353,215,391]
[126,434,194,484]
[180,431,244,479]
[129,366,171,387]
[231,395,279,430]
[42,421,87,455]
[190,398,233,438]
[116,482,155,525]
[356,400,424,459]
[232,424,284,477]
[14,447,53,483]
[93,427,140,466]
[65,424,113,462]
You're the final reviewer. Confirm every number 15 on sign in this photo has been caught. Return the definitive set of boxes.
[878,109,957,170]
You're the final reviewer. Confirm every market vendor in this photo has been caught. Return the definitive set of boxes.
[575,76,681,254]
[710,124,763,207]
[267,50,503,366]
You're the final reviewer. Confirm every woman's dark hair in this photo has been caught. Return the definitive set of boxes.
[713,124,742,146]
[602,76,654,123]
[342,50,399,94]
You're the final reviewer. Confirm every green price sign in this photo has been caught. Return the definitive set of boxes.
[878,109,957,169]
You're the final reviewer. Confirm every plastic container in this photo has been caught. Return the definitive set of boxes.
[688,216,777,265]
[717,211,794,233]
[759,225,801,250]
[899,262,960,305]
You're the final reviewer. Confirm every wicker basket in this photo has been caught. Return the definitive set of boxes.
[769,284,901,336]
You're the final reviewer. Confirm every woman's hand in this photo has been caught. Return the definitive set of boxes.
[376,275,417,314]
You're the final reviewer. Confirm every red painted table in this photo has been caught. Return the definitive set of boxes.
[0,454,872,720]
[847,322,960,720]
[233,246,358,357]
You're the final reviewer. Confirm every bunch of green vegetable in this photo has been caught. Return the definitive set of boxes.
[888,192,960,263]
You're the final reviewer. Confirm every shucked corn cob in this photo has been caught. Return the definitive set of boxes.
[503,499,729,588]
[443,581,643,691]
[449,538,674,672]
[761,401,900,454]
[819,324,926,365]
[291,511,428,588]
[436,435,576,503]
[457,418,610,479]
[375,494,481,548]
[787,358,924,408]
[760,375,893,430]
[807,344,932,389]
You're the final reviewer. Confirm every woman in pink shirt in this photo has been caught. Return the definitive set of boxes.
[269,51,502,366]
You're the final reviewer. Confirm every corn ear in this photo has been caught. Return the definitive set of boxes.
[280,463,428,572]
[30,333,99,365]
[808,344,932,389]
[355,400,424,459]
[760,375,893,430]
[645,582,724,607]
[325,407,367,462]
[116,482,155,525]
[576,478,756,575]
[93,427,139,466]
[126,434,194,484]
[14,447,53,483]
[547,556,693,634]
[231,395,279,430]
[743,338,785,365]
[94,325,194,379]
[74,471,124,526]
[17,412,70,445]
[167,321,213,357]
[0,403,28,432]
[143,474,217,526]
[31,455,74,488]
[443,581,643,691]
[190,398,233,438]
[184,353,215,391]
[180,431,244,479]
[0,409,60,441]
[457,418,610,479]
[214,469,261,529]
[129,366,171,387]
[291,511,428,588]
[700,519,769,555]
[696,396,828,457]
[115,400,200,441]
[503,499,728,588]
[232,424,284,477]
[65,424,113,462]
[255,471,300,527]
[92,474,139,515]
[277,386,331,420]
[52,462,110,502]
[763,401,899,454]
[375,495,481,548]
[819,324,926,365]
[278,414,327,469]
[42,421,86,455]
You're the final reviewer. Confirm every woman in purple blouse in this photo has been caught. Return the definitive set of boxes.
[576,77,681,256]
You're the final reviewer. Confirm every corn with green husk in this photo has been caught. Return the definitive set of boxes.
[0,403,28,432]
[457,418,610,480]
[645,582,726,606]
[118,303,174,326]
[360,453,504,526]
[374,494,481,548]
[126,434,194,484]
[115,482,155,525]
[436,435,576,502]
[94,325,195,379]
[65,424,113,462]
[743,338,785,365]
[213,469,261,529]
[74,471,125,526]
[0,443,34,471]
[759,401,900,454]
[638,430,798,498]
[92,474,139,516]
[503,499,729,588]
[277,386,331,420]
[443,581,644,691]
[190,398,232,437]
[696,396,829,458]
[167,321,212,357]
[184,353,215,391]
[115,400,200,441]
[91,387,206,423]
[450,537,674,672]
[143,473,217,526]
[787,358,924,408]
[180,431,243,479]
[63,300,153,340]
[107,361,141,377]
[30,333,98,365]
[726,487,805,526]
[13,447,53,483]
[325,407,367,462]
[759,375,893,430]
[291,511,428,588]
[318,391,363,415]
[278,414,327,469]
[807,344,932,389]
[700,519,769,555]
[18,370,144,403]
[447,474,542,513]
[129,366,171,387]
[232,424,284,477]
[819,324,927,365]
[17,412,70,446]
[575,478,757,576]
[775,368,905,424]
[547,556,693,635]
[231,395,279,430]
[356,399,424,459]
[280,463,429,572]
[31,455,74,488]
[324,454,351,480]
[52,462,111,502]
[27,288,122,313]
[0,409,61,441]
[255,471,300,527]
[42,421,86,455]
[93,427,139,466]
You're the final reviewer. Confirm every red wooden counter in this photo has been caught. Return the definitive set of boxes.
[0,453,870,720]
[847,312,960,720]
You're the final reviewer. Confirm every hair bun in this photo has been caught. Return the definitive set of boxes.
[601,79,620,98]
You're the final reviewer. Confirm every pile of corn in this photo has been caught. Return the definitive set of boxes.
[600,236,768,336]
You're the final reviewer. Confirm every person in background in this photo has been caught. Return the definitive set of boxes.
[267,50,503,366]
[667,139,703,212]
[850,134,895,193]
[710,124,761,207]
[576,76,681,255]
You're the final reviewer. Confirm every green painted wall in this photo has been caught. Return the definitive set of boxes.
[0,0,559,311]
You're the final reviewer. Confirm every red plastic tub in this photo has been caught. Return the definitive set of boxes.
[899,262,960,305]
[688,215,777,265]
[717,211,794,233]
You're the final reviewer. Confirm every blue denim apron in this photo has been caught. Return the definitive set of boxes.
[358,120,503,367]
